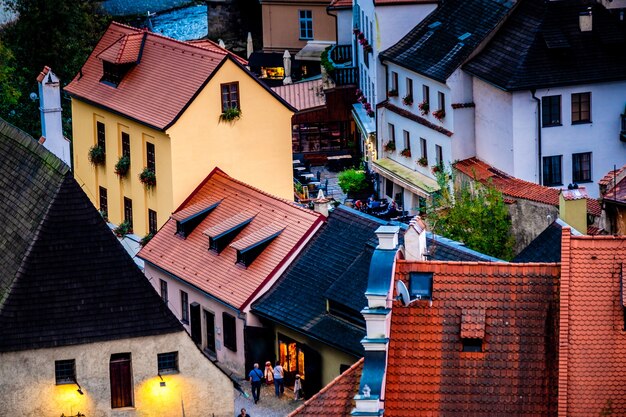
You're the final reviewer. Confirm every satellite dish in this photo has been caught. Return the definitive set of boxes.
[396,280,411,307]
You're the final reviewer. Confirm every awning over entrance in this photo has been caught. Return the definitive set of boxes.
[351,104,376,138]
[295,41,334,61]
[372,158,440,198]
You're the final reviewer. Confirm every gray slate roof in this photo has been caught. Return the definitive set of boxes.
[464,0,626,91]
[0,118,182,352]
[379,0,515,83]
[251,206,500,357]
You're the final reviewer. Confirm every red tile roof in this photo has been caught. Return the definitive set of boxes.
[386,260,560,416]
[138,168,323,309]
[598,163,626,187]
[97,31,145,64]
[559,230,626,415]
[288,358,363,417]
[328,0,352,8]
[65,22,251,131]
[36,66,51,83]
[186,39,248,65]
[272,79,326,111]
[455,157,602,217]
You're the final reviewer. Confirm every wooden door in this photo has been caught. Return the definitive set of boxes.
[204,309,216,354]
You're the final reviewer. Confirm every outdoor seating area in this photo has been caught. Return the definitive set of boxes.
[353,197,410,221]
[293,159,328,201]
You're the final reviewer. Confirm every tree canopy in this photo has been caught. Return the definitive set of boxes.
[426,169,514,260]
[0,0,110,136]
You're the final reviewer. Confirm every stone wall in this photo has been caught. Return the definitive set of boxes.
[0,331,234,417]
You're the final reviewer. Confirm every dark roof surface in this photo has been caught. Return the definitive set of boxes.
[252,206,499,356]
[379,0,515,83]
[0,118,182,352]
[512,219,581,263]
[464,0,626,90]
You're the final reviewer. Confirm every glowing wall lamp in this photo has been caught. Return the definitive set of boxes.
[74,378,84,395]
[158,373,166,388]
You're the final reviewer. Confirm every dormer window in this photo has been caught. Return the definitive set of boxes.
[97,32,146,88]
[461,308,485,352]
[204,212,255,253]
[173,200,221,238]
[231,225,284,267]
[327,299,365,328]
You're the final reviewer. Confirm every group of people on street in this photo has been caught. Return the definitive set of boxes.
[247,360,287,404]
[248,360,303,405]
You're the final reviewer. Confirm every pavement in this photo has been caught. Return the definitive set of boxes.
[234,383,302,417]
[310,165,348,203]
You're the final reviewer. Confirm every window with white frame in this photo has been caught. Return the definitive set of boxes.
[299,10,313,39]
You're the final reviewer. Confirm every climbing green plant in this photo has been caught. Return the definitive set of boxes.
[426,167,514,260]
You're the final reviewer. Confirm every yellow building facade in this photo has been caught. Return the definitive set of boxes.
[68,24,295,237]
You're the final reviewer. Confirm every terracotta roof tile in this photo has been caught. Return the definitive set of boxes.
[386,260,560,416]
[36,66,50,83]
[203,211,257,238]
[65,22,248,130]
[229,224,285,251]
[328,0,352,8]
[97,32,145,64]
[272,79,326,111]
[288,358,363,417]
[185,39,248,65]
[455,157,602,217]
[560,231,626,415]
[138,168,322,309]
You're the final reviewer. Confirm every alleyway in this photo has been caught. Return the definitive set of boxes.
[234,384,301,417]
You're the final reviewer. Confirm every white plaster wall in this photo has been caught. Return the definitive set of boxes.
[374,4,436,52]
[144,264,246,378]
[530,81,626,198]
[336,9,353,45]
[449,69,475,161]
[474,77,514,173]
[0,332,234,417]
[511,90,540,182]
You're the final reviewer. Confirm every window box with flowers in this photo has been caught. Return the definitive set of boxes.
[114,155,130,178]
[433,109,445,121]
[219,107,241,123]
[353,28,360,36]
[417,156,428,167]
[88,145,105,166]
[400,148,411,158]
[139,167,157,190]
[113,221,133,237]
[387,89,398,98]
[418,101,429,116]
[431,164,442,174]
[358,32,365,41]
[363,44,373,54]
[367,110,375,118]
[384,141,396,152]
[402,95,413,106]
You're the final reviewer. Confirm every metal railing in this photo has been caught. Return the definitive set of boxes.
[332,67,358,86]
[330,44,352,64]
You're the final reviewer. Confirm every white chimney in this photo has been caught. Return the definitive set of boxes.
[37,67,71,167]
[404,216,427,261]
[579,8,592,32]
[312,192,330,217]
[375,225,400,250]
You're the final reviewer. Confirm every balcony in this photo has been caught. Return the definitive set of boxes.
[330,44,352,65]
[326,44,357,87]
[332,67,358,86]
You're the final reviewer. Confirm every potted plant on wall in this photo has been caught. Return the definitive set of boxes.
[114,155,130,178]
[400,148,411,157]
[384,141,396,152]
[387,89,398,98]
[433,109,446,121]
[402,94,413,106]
[417,156,428,167]
[139,167,156,190]
[418,101,429,116]
[88,145,105,166]
[113,221,133,237]
[219,107,241,123]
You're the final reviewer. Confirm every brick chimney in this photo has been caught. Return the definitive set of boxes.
[37,67,71,167]
[559,186,588,234]
[404,216,428,261]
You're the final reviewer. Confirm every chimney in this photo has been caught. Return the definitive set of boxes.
[579,7,592,32]
[375,225,399,250]
[559,185,588,234]
[312,191,330,217]
[404,216,427,261]
[37,67,71,167]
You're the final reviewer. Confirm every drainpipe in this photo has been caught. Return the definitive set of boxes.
[531,89,542,185]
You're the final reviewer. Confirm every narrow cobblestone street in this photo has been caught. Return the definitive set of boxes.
[233,384,301,417]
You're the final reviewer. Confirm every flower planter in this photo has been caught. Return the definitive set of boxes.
[88,145,105,166]
[433,109,446,121]
[402,95,413,106]
[367,110,375,118]
[114,221,133,237]
[417,157,428,167]
[114,155,130,177]
[219,107,241,123]
[384,141,396,152]
[400,148,411,158]
[387,89,398,98]
[418,101,429,116]
[139,167,157,190]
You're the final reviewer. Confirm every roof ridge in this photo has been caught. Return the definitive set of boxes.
[286,357,363,417]
[0,118,69,176]
[398,259,561,267]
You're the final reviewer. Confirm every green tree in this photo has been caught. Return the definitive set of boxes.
[0,40,20,107]
[0,0,110,136]
[427,168,514,260]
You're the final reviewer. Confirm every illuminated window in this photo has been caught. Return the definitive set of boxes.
[55,359,76,384]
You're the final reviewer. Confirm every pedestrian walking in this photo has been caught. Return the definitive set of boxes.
[264,361,274,385]
[273,360,285,397]
[293,374,303,400]
[248,363,264,404]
